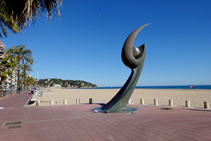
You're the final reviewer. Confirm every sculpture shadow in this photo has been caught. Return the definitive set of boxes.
[187,109,211,112]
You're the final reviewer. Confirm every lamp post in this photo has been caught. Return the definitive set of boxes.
[36,71,39,88]
[36,79,39,88]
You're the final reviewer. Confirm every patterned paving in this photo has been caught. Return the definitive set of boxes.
[0,91,211,141]
[0,91,31,109]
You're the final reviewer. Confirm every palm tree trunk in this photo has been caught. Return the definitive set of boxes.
[16,69,20,93]
[0,80,3,97]
[23,72,26,91]
[21,78,23,92]
[10,73,13,95]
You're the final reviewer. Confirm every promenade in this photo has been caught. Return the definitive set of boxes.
[0,91,211,141]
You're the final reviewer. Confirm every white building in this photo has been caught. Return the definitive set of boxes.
[53,84,61,88]
[0,41,5,61]
[26,74,31,77]
[0,41,18,89]
[5,68,18,88]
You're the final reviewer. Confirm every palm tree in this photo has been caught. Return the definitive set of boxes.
[26,76,36,87]
[5,49,19,95]
[0,0,62,37]
[22,62,33,90]
[0,57,12,97]
[6,45,34,93]
[5,55,18,95]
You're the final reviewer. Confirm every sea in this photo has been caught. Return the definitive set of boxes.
[92,85,211,90]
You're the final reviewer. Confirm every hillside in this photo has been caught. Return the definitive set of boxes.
[39,78,97,88]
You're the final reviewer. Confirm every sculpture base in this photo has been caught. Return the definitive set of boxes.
[92,106,137,113]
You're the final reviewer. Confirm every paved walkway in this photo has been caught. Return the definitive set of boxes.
[0,91,31,109]
[0,92,211,141]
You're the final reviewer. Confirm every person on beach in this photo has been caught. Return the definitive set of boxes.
[18,87,21,94]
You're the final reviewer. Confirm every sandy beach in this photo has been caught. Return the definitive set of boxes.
[37,88,211,108]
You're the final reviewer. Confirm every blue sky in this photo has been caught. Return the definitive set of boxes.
[1,0,211,86]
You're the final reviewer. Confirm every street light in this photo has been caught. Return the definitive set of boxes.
[36,71,39,88]
[36,78,39,88]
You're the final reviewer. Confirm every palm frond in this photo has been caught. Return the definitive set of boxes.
[6,45,34,65]
[24,56,34,65]
[0,22,7,37]
[21,49,32,54]
[1,24,7,37]
[1,0,62,29]
[0,6,20,37]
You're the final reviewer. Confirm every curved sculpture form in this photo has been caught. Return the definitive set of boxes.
[100,23,151,113]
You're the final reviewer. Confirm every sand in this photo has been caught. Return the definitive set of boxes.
[37,88,211,108]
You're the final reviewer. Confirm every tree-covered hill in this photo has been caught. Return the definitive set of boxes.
[38,78,97,88]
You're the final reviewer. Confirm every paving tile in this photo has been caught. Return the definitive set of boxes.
[1,94,211,141]
[77,133,94,141]
[58,138,70,141]
[0,134,14,141]
[86,131,106,141]
[57,136,70,141]
[11,136,25,141]
[47,137,59,141]
[68,134,82,141]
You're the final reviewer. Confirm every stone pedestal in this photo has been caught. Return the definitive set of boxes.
[36,100,40,106]
[76,99,80,104]
[154,99,158,105]
[63,99,67,105]
[204,101,209,109]
[89,98,92,104]
[50,100,54,105]
[169,100,173,106]
[185,100,190,107]
[140,99,144,105]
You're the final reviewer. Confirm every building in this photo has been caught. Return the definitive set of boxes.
[5,68,18,88]
[53,84,61,88]
[26,74,31,77]
[0,41,5,61]
[0,41,17,89]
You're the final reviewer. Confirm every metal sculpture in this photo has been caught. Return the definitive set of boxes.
[93,23,150,113]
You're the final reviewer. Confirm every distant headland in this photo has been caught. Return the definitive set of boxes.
[38,78,97,88]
